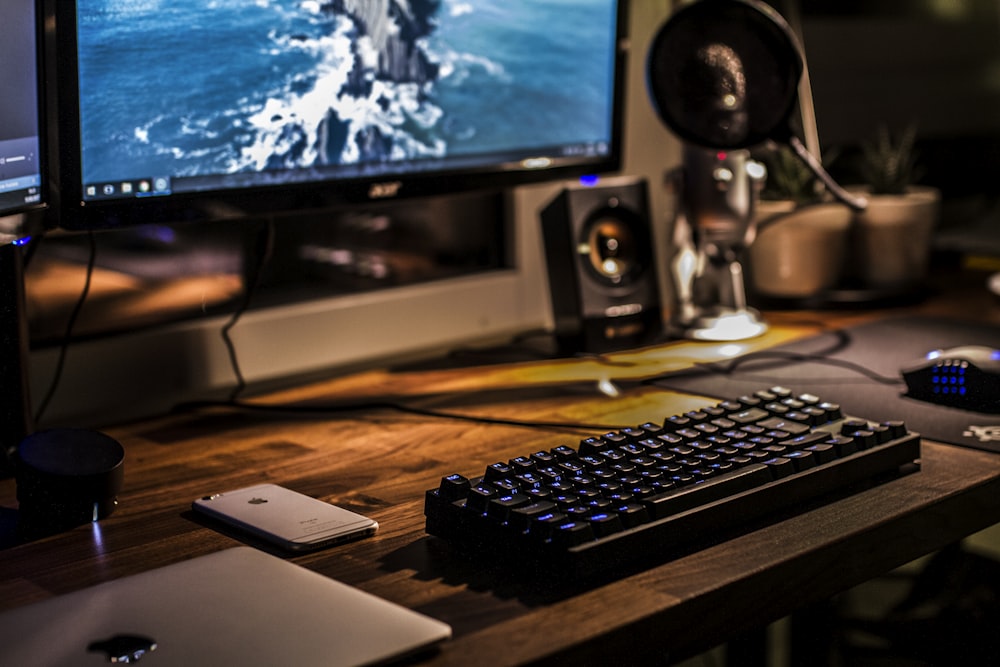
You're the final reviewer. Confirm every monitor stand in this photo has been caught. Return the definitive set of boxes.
[0,241,33,477]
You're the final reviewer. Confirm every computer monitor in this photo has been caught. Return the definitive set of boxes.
[51,1,626,230]
[1,0,46,472]
[30,1,632,426]
[0,0,46,231]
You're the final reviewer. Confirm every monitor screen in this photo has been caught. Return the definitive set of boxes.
[0,0,45,221]
[54,0,626,230]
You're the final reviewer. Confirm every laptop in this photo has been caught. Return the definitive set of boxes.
[0,547,451,666]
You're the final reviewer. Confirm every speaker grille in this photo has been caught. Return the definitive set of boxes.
[541,178,662,353]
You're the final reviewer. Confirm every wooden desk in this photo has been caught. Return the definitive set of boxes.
[2,270,1000,664]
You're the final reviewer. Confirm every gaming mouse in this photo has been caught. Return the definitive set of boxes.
[901,345,1000,413]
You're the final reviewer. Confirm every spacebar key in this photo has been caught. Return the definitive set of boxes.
[643,464,773,520]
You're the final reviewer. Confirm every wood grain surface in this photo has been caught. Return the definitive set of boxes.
[2,268,999,664]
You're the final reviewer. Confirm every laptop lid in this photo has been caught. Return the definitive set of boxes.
[0,547,451,666]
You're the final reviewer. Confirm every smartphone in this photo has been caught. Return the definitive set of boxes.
[192,483,378,552]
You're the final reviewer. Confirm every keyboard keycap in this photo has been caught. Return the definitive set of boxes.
[488,493,529,521]
[485,462,512,480]
[884,421,908,439]
[757,417,810,435]
[642,464,772,520]
[438,473,470,501]
[509,500,557,531]
[615,502,651,527]
[820,402,843,421]
[763,456,795,478]
[806,443,837,464]
[529,510,569,538]
[780,430,830,449]
[783,450,817,471]
[465,485,497,513]
[729,407,769,424]
[851,430,877,450]
[826,435,858,457]
[587,512,624,537]
[551,521,595,547]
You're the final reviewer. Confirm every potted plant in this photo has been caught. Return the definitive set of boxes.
[848,123,941,290]
[748,144,853,299]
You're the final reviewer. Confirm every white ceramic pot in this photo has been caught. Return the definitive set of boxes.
[749,200,853,298]
[848,186,941,289]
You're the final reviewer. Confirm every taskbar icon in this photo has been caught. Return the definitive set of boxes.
[84,176,171,201]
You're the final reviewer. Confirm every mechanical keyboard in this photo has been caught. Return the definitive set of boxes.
[424,387,921,578]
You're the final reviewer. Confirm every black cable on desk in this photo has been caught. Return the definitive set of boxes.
[202,313,907,436]
[172,397,631,434]
[642,327,905,388]
[645,349,905,387]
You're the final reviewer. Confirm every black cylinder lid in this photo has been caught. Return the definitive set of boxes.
[17,428,125,496]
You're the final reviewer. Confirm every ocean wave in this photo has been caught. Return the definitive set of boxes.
[92,0,164,17]
[231,5,449,173]
[82,0,571,183]
[237,19,355,170]
[434,48,508,87]
[448,2,473,18]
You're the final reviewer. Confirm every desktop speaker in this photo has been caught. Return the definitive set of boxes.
[540,177,662,353]
[15,428,125,540]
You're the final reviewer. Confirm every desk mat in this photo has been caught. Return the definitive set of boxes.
[650,316,1000,454]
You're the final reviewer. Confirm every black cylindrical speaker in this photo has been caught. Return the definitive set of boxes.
[540,177,663,353]
[15,428,125,540]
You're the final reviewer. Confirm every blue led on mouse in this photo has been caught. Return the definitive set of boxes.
[901,345,1000,413]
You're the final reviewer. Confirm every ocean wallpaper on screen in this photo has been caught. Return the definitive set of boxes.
[76,0,618,186]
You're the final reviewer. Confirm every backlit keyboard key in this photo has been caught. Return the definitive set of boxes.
[551,521,595,547]
[783,450,817,471]
[509,500,558,531]
[438,473,470,501]
[587,512,623,537]
[642,464,772,520]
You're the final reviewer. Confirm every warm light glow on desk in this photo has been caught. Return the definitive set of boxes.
[689,311,768,342]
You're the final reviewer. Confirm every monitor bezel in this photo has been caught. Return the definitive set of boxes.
[50,1,628,231]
